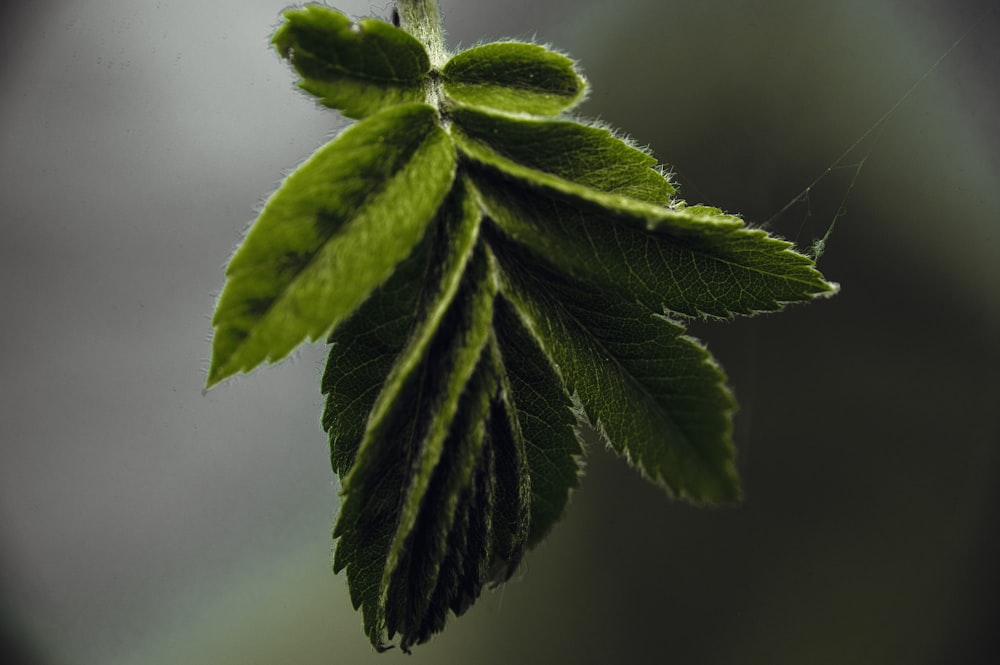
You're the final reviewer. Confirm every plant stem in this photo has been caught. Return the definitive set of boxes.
[396,0,448,68]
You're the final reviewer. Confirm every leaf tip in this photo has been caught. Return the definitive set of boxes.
[204,359,228,391]
[711,472,744,506]
[817,279,841,298]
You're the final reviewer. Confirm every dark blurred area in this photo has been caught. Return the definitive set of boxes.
[1,1,996,664]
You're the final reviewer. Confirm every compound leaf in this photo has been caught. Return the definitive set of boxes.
[208,3,840,652]
[273,5,430,118]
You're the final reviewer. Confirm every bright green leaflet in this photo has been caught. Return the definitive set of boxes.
[489,231,738,502]
[206,2,838,652]
[272,5,430,118]
[441,42,587,115]
[207,102,455,386]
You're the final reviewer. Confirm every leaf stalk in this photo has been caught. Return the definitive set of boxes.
[395,0,448,67]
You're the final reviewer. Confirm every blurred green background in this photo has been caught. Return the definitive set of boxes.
[1,0,997,663]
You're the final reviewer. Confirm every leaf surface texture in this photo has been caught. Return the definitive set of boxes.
[208,4,838,651]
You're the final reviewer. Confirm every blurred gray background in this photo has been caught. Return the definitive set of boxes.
[1,0,997,663]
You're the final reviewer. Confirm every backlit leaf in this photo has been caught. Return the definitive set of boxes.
[442,42,586,115]
[451,106,674,204]
[207,103,455,386]
[333,243,498,649]
[492,295,582,547]
[208,4,839,651]
[473,168,835,319]
[321,178,481,476]
[273,5,430,118]
[491,232,739,501]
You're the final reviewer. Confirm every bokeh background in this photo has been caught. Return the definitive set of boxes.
[1,0,997,663]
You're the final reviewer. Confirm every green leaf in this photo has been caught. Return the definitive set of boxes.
[207,103,455,387]
[452,108,729,229]
[474,169,835,319]
[442,42,587,116]
[451,106,675,204]
[492,295,582,547]
[478,353,532,583]
[333,243,498,649]
[322,177,482,475]
[273,5,430,118]
[210,4,841,651]
[387,355,498,651]
[491,233,739,502]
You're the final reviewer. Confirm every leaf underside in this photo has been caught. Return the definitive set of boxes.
[272,5,430,118]
[208,4,838,652]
